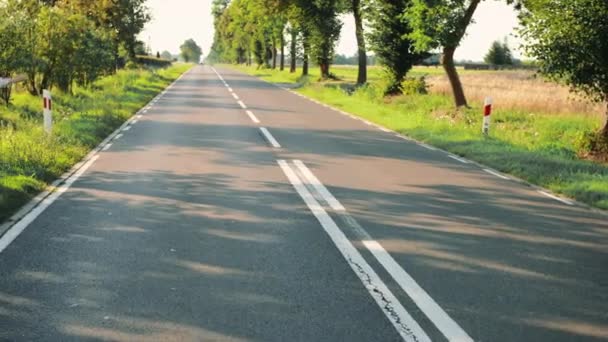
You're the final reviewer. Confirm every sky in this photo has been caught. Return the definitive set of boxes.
[140,0,522,62]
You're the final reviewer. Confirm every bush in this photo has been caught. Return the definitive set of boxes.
[135,55,173,68]
[402,76,428,95]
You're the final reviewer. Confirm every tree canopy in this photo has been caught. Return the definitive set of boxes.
[520,0,608,140]
[180,39,203,63]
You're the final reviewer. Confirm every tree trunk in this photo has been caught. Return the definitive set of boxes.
[280,33,285,71]
[320,63,330,79]
[602,94,608,139]
[290,30,297,73]
[272,38,277,69]
[302,33,309,76]
[352,0,367,85]
[442,47,467,107]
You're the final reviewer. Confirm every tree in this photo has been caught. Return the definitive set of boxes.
[407,0,518,107]
[351,0,367,84]
[160,51,173,60]
[304,0,343,79]
[107,0,151,61]
[368,0,426,95]
[180,39,203,63]
[484,39,512,65]
[407,0,480,107]
[520,0,608,144]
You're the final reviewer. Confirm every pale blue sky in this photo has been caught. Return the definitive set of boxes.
[140,0,522,62]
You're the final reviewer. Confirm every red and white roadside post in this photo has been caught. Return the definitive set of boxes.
[43,89,52,134]
[482,97,493,136]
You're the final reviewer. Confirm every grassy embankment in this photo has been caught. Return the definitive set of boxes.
[0,64,192,222]
[224,64,608,210]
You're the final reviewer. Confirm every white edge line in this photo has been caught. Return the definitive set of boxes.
[277,160,430,342]
[293,160,345,211]
[538,191,574,205]
[0,156,100,254]
[448,155,469,164]
[483,169,510,180]
[419,143,437,151]
[259,127,281,148]
[246,110,260,124]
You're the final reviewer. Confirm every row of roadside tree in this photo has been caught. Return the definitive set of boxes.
[0,0,150,102]
[209,0,607,144]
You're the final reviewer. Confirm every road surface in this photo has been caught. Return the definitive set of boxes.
[0,65,606,341]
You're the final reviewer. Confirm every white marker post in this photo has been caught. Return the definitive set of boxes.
[43,90,52,134]
[482,97,492,136]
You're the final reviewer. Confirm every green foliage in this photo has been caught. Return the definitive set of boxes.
[180,39,203,63]
[519,0,608,109]
[161,51,174,60]
[367,0,426,95]
[135,55,173,68]
[484,40,513,65]
[0,64,191,221]
[0,0,151,102]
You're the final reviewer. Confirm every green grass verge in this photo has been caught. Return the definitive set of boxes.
[221,64,608,210]
[0,64,192,222]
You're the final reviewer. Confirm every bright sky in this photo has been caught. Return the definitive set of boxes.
[140,0,522,62]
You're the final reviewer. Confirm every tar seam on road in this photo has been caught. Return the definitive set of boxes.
[278,160,430,342]
[292,160,473,342]
[259,127,281,148]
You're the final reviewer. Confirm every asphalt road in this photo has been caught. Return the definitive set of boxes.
[0,65,606,341]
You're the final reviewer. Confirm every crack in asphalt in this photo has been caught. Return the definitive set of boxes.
[348,257,420,342]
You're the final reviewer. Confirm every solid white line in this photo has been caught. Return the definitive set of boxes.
[237,100,247,109]
[259,127,281,148]
[293,160,345,211]
[115,134,123,140]
[483,169,510,180]
[293,162,474,341]
[363,240,474,342]
[246,110,260,124]
[448,155,469,164]
[419,143,437,151]
[277,161,430,342]
[379,126,391,133]
[0,156,100,254]
[538,191,574,205]
[232,93,239,100]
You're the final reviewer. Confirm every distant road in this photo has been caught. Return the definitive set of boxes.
[0,65,606,341]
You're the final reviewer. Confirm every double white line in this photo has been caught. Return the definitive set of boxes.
[278,160,473,342]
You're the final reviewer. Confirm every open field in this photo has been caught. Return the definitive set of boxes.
[222,63,608,210]
[0,64,192,222]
